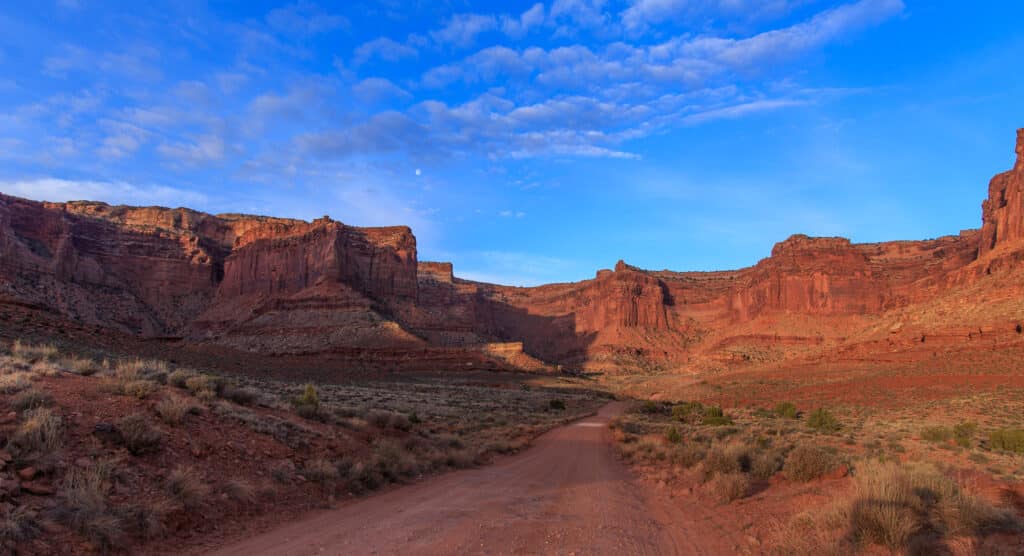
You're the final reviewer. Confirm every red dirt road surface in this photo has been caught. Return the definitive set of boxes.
[206,402,734,555]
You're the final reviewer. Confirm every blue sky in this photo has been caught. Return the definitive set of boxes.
[1,1,1023,285]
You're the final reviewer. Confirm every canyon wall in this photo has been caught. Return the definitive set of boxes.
[1,129,1022,372]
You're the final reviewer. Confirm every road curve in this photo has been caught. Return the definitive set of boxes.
[206,402,727,555]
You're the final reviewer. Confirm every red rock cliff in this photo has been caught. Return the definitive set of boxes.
[979,128,1024,256]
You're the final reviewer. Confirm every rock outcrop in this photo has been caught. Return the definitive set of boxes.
[979,129,1024,256]
[1,128,1023,373]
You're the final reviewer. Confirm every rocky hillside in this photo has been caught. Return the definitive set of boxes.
[2,129,1023,373]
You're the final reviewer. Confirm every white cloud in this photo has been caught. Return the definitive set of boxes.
[353,78,411,104]
[502,4,546,38]
[157,135,226,166]
[431,13,498,48]
[0,178,209,208]
[353,37,418,65]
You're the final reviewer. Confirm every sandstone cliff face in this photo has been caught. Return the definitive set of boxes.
[2,129,1023,372]
[980,129,1024,256]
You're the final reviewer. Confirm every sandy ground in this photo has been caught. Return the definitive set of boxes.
[204,402,737,555]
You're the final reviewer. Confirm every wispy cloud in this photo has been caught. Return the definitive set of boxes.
[0,178,209,208]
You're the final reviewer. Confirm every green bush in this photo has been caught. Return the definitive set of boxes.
[702,406,733,426]
[807,408,841,432]
[665,426,682,444]
[292,384,322,420]
[639,400,662,414]
[953,422,977,447]
[774,402,798,419]
[672,401,703,422]
[989,429,1024,453]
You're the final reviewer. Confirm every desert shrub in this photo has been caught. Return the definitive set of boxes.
[921,426,953,443]
[668,444,706,468]
[372,438,420,481]
[807,408,841,432]
[118,414,163,456]
[784,444,835,482]
[11,340,58,362]
[53,465,125,550]
[988,429,1024,453]
[303,458,341,486]
[8,407,62,457]
[0,372,33,394]
[408,411,421,424]
[665,426,682,444]
[184,375,217,398]
[220,385,258,406]
[774,402,798,419]
[11,388,55,411]
[848,461,1021,550]
[549,399,566,411]
[367,410,411,431]
[638,400,663,414]
[167,369,196,388]
[710,472,750,503]
[672,401,704,423]
[0,506,41,547]
[222,479,257,505]
[953,422,977,447]
[116,500,170,540]
[751,450,783,480]
[29,360,62,377]
[701,443,750,481]
[116,359,169,382]
[292,383,322,420]
[166,467,209,510]
[123,379,159,400]
[155,396,195,425]
[61,357,100,376]
[701,406,733,426]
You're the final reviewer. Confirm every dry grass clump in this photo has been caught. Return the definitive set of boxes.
[7,407,63,458]
[844,461,1021,551]
[118,414,163,456]
[123,379,159,400]
[668,443,706,468]
[11,388,55,411]
[166,467,209,510]
[155,396,196,425]
[184,375,220,400]
[784,444,836,482]
[751,450,784,480]
[710,472,750,503]
[115,359,169,382]
[220,384,258,406]
[61,356,101,376]
[11,340,58,362]
[303,458,341,486]
[701,442,750,482]
[53,465,125,550]
[367,410,412,431]
[0,372,33,394]
[222,479,257,505]
[0,506,42,548]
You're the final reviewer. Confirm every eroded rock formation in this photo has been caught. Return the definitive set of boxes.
[2,128,1023,372]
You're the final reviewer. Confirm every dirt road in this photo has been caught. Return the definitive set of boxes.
[207,402,735,555]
